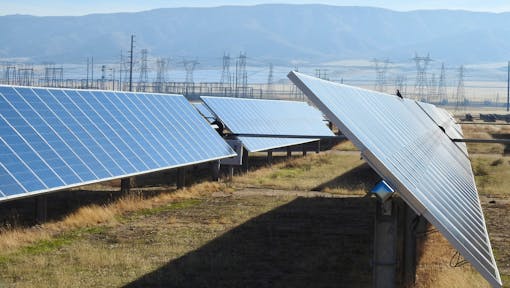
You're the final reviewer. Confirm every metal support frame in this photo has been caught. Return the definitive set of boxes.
[211,160,221,181]
[316,140,321,154]
[302,144,307,156]
[267,150,273,165]
[373,197,398,288]
[177,168,187,189]
[286,147,292,158]
[373,196,419,288]
[35,195,48,224]
[120,177,131,194]
[242,148,250,172]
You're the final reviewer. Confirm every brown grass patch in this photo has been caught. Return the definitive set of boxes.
[0,182,226,251]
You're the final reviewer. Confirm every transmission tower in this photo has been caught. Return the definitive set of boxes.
[220,53,231,88]
[455,65,465,111]
[17,66,34,86]
[395,74,407,96]
[437,63,447,104]
[235,52,247,97]
[267,63,274,94]
[183,60,199,84]
[428,73,437,103]
[154,58,168,93]
[413,53,432,100]
[5,66,16,85]
[372,58,389,92]
[137,49,149,92]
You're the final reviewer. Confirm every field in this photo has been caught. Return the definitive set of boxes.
[0,124,508,287]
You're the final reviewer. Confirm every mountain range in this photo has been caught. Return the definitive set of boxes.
[1,4,510,65]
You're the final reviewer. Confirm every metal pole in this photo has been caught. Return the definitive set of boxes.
[129,35,134,92]
[91,57,94,88]
[507,61,509,112]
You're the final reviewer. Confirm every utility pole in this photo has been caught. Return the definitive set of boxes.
[129,35,135,92]
[507,61,509,111]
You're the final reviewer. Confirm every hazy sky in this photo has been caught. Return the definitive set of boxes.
[2,0,510,16]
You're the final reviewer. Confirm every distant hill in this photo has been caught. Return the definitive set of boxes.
[1,4,510,64]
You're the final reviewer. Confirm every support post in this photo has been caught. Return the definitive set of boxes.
[211,160,221,182]
[120,177,131,194]
[267,150,273,165]
[302,144,307,156]
[316,140,321,154]
[286,147,292,158]
[177,168,186,189]
[227,166,234,181]
[242,148,250,172]
[35,195,48,224]
[373,197,398,288]
[402,204,419,287]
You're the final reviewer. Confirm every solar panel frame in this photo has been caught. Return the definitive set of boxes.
[193,102,217,121]
[288,71,502,288]
[0,86,236,202]
[237,136,317,153]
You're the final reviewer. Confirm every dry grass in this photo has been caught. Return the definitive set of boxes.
[462,124,510,155]
[416,231,490,288]
[471,155,510,196]
[232,152,368,194]
[0,182,227,251]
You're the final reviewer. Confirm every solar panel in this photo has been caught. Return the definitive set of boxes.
[416,101,468,155]
[193,102,216,121]
[288,71,502,288]
[201,96,334,152]
[0,86,236,202]
[237,137,315,153]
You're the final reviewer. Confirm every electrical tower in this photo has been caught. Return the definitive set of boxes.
[128,35,135,92]
[220,53,232,88]
[5,66,16,85]
[17,66,34,86]
[235,52,247,97]
[395,75,407,97]
[44,64,64,87]
[455,65,466,111]
[373,58,389,92]
[428,73,437,103]
[413,53,432,100]
[154,58,168,93]
[137,49,149,92]
[437,63,447,104]
[183,60,199,84]
[267,63,274,94]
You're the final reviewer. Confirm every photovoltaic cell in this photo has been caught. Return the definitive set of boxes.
[288,71,501,288]
[193,102,216,121]
[0,86,236,202]
[201,96,334,152]
[416,101,468,155]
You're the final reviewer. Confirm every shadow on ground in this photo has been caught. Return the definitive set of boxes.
[124,197,375,288]
[312,162,380,192]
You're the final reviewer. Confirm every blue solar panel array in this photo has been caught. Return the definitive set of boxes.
[201,96,334,152]
[0,86,236,201]
[288,71,502,287]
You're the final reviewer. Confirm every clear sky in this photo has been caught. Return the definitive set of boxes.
[2,0,510,16]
